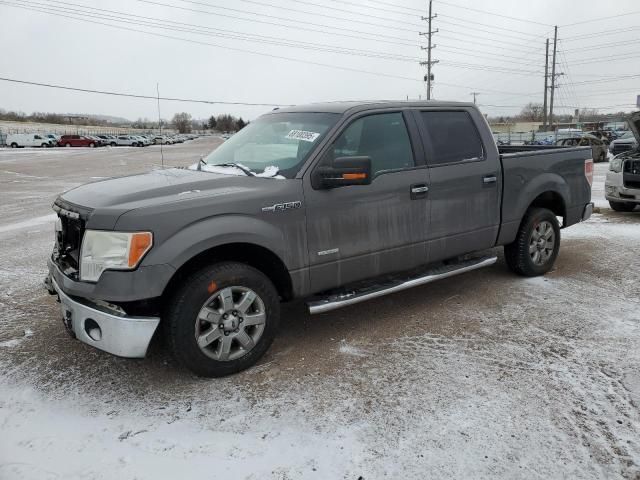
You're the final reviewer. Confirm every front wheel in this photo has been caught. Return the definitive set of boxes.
[65,143,71,147]
[609,201,637,212]
[165,262,280,377]
[504,207,560,277]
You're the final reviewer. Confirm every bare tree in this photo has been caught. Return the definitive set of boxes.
[172,112,192,133]
[519,103,544,121]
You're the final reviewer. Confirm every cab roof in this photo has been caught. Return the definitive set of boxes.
[271,100,477,115]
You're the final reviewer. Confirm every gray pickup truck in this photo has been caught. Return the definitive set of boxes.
[45,101,594,376]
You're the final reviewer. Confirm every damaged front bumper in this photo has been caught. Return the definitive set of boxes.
[46,275,160,358]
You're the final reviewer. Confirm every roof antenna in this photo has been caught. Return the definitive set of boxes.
[156,82,164,169]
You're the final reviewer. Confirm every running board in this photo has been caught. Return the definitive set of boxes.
[307,255,497,315]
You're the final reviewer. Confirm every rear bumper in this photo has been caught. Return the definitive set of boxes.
[49,277,160,358]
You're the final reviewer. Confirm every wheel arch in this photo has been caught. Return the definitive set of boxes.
[162,242,294,303]
[528,190,567,224]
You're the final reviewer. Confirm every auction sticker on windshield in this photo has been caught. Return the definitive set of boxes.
[285,130,320,142]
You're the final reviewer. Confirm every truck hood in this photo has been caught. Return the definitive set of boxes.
[58,168,287,228]
[628,111,640,144]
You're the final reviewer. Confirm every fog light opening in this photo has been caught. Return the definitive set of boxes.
[84,318,102,341]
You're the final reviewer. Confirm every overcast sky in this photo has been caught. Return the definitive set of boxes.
[0,0,638,122]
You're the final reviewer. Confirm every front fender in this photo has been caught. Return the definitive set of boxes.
[142,214,291,271]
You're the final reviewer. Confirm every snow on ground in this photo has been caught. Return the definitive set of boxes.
[1,142,639,479]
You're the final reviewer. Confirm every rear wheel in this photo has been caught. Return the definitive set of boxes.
[609,201,637,212]
[65,143,71,147]
[10,143,18,148]
[505,207,560,277]
[89,143,95,148]
[41,143,48,148]
[165,262,279,377]
[110,142,116,147]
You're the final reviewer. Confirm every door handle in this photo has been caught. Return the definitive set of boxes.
[410,184,429,199]
[483,175,497,184]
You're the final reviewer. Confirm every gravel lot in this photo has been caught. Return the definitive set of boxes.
[1,140,639,479]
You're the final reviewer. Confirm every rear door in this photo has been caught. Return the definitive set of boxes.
[303,110,429,293]
[413,109,501,262]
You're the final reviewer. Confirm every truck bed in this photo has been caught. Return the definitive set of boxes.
[496,145,592,245]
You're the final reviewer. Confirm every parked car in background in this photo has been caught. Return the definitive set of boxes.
[7,133,54,148]
[86,135,107,147]
[153,135,168,145]
[133,135,151,146]
[585,131,611,144]
[609,131,638,156]
[96,135,117,146]
[605,112,640,212]
[114,135,141,147]
[556,134,608,162]
[58,135,98,148]
[45,134,60,145]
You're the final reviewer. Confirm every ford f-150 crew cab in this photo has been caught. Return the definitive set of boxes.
[45,101,594,377]
[605,111,640,212]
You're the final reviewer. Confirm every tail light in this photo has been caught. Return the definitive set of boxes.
[584,159,594,187]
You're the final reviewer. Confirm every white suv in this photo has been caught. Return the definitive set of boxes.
[605,112,639,212]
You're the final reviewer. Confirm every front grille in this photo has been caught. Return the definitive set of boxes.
[623,159,640,191]
[613,143,634,155]
[52,200,90,279]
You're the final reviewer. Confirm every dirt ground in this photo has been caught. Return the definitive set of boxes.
[0,140,639,479]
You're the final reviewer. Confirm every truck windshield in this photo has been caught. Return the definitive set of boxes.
[202,112,339,178]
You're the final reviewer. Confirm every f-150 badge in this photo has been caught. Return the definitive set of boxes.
[261,201,302,213]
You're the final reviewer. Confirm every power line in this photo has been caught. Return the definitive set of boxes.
[277,0,424,27]
[436,0,552,27]
[436,13,548,39]
[172,0,418,34]
[561,10,640,28]
[561,26,639,41]
[560,38,640,53]
[7,0,421,61]
[0,1,425,82]
[138,0,417,44]
[0,76,295,106]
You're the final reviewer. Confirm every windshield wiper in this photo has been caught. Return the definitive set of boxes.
[212,163,256,176]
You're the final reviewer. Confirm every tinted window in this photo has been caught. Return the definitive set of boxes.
[420,111,484,165]
[330,112,414,175]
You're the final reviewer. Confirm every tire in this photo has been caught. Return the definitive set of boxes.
[599,151,606,162]
[41,143,48,148]
[609,201,637,212]
[504,207,560,277]
[110,142,116,147]
[65,143,71,147]
[165,262,280,377]
[10,143,18,148]
[89,143,95,148]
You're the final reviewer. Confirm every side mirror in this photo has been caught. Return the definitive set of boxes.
[313,156,372,189]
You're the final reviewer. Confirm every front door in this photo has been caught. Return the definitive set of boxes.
[303,111,430,293]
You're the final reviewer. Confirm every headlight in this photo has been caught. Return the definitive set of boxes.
[609,157,623,173]
[80,230,153,282]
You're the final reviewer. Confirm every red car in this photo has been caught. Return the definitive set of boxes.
[58,135,97,147]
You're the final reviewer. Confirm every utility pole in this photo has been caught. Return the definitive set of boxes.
[419,0,438,99]
[470,92,480,104]
[549,26,559,130]
[543,38,549,130]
